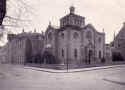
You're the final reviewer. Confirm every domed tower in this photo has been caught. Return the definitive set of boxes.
[60,6,85,28]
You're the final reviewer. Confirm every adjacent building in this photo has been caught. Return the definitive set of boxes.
[105,44,112,63]
[0,44,8,63]
[3,6,108,66]
[7,31,44,64]
[113,23,125,61]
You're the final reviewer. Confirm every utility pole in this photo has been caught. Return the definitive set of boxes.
[66,38,69,72]
[67,56,68,72]
[103,29,105,63]
[94,30,95,63]
[66,30,70,72]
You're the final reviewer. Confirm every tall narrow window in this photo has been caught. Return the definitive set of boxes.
[62,49,64,57]
[61,33,64,39]
[99,51,101,59]
[74,48,78,58]
[98,37,102,43]
[48,32,52,40]
[86,31,92,40]
[73,32,79,39]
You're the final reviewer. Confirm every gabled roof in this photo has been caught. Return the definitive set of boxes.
[115,24,125,40]
[84,24,104,35]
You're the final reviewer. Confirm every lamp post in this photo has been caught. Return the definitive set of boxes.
[67,57,68,72]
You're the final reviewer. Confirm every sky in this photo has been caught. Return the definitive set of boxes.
[2,0,125,45]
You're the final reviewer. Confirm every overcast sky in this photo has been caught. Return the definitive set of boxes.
[4,0,125,44]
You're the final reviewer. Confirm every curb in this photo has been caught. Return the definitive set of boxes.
[24,64,125,73]
[103,78,125,85]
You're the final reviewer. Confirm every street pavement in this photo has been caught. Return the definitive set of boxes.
[0,64,125,90]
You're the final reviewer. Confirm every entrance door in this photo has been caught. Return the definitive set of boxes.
[85,47,93,64]
[42,51,56,64]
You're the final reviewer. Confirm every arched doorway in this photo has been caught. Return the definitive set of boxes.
[99,50,101,59]
[42,44,57,64]
[88,49,93,64]
[85,45,93,64]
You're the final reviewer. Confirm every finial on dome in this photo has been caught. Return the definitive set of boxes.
[34,28,36,32]
[123,22,125,26]
[70,5,75,14]
[22,28,25,33]
[102,28,104,33]
[49,21,51,26]
[114,30,116,40]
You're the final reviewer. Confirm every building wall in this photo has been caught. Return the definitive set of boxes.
[7,37,26,64]
[45,27,56,55]
[113,23,125,60]
[68,29,81,64]
[7,32,44,64]
[105,44,112,63]
[58,28,82,64]
[0,43,8,63]
[95,33,105,61]
[45,25,105,65]
[58,30,68,64]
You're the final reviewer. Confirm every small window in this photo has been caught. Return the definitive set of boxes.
[73,32,79,39]
[99,51,101,58]
[48,32,52,40]
[98,37,102,43]
[62,49,64,57]
[118,40,120,47]
[86,31,92,39]
[118,43,120,47]
[74,48,78,58]
[61,33,64,39]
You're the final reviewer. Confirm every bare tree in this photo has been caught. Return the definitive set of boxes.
[0,0,35,45]
[4,0,34,29]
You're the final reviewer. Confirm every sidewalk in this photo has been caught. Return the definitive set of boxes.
[24,64,125,73]
[103,74,125,85]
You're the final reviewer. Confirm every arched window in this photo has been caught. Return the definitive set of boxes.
[99,51,101,58]
[73,32,79,39]
[62,49,64,57]
[86,31,92,39]
[98,37,102,43]
[25,39,32,63]
[48,32,52,40]
[74,48,78,58]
